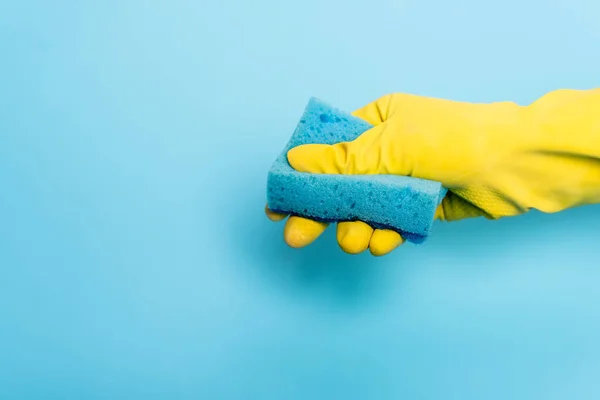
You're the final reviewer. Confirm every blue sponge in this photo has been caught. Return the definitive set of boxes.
[266,98,447,244]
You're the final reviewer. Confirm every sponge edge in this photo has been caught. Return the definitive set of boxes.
[266,97,447,244]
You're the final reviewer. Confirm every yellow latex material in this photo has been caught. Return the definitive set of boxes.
[266,88,600,255]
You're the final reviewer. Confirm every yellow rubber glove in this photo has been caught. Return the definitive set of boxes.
[266,88,600,255]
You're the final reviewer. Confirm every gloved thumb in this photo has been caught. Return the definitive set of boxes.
[287,122,390,175]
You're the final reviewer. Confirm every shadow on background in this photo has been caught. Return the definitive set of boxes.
[224,172,402,309]
[234,213,394,309]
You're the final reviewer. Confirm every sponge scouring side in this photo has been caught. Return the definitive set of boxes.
[266,98,447,244]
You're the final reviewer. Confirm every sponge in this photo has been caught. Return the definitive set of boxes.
[266,98,447,244]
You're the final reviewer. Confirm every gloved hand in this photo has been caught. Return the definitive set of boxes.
[266,89,600,255]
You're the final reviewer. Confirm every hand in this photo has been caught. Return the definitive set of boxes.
[267,89,600,255]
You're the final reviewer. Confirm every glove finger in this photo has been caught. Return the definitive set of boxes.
[265,203,288,221]
[350,94,394,125]
[287,122,387,175]
[336,221,374,254]
[369,229,405,256]
[284,216,329,248]
[287,143,345,174]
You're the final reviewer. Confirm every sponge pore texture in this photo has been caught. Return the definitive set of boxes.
[266,98,447,244]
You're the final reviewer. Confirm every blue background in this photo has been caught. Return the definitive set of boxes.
[1,0,599,398]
